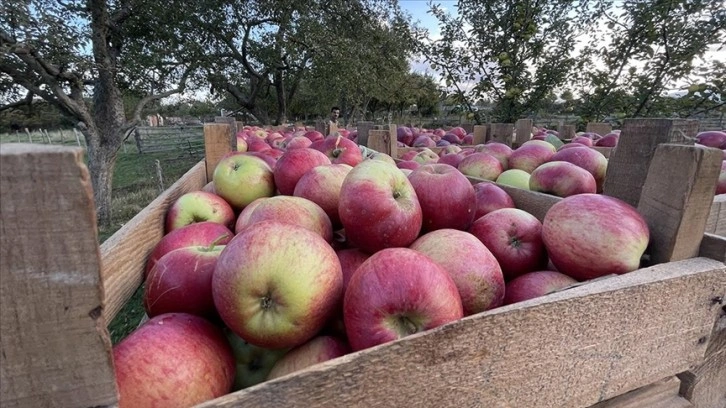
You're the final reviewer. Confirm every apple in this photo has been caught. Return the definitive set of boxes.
[571,136,594,147]
[293,163,353,230]
[235,195,333,242]
[413,135,437,148]
[267,336,349,380]
[550,145,608,192]
[225,329,288,391]
[397,127,415,146]
[542,194,649,280]
[468,208,548,280]
[311,135,364,167]
[717,162,726,194]
[242,151,279,169]
[165,191,236,233]
[236,135,248,152]
[408,163,477,232]
[529,161,597,197]
[521,139,557,154]
[369,152,397,165]
[213,153,276,211]
[476,142,513,169]
[145,221,233,277]
[144,244,224,319]
[450,126,467,139]
[284,136,313,149]
[274,147,332,195]
[202,181,216,194]
[413,149,440,164]
[213,221,343,349]
[304,130,325,143]
[338,160,423,254]
[397,160,420,171]
[113,313,235,408]
[472,182,516,219]
[496,169,531,189]
[502,270,578,305]
[440,145,463,156]
[247,137,272,152]
[508,144,555,173]
[438,152,465,168]
[343,248,464,351]
[410,229,505,315]
[400,150,419,161]
[595,133,619,147]
[458,152,504,181]
[696,131,726,149]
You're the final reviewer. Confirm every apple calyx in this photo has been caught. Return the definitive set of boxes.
[331,148,343,158]
[260,293,276,311]
[389,314,421,336]
[508,235,521,248]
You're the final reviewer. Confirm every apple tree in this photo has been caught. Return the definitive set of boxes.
[0,0,199,226]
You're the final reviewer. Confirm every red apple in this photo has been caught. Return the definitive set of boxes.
[144,245,224,319]
[234,195,333,242]
[213,153,276,211]
[571,136,594,147]
[468,208,548,280]
[397,160,421,170]
[242,151,279,169]
[213,221,343,349]
[502,270,578,305]
[338,160,422,254]
[438,152,465,168]
[113,313,235,408]
[476,142,513,169]
[550,146,608,192]
[293,163,353,230]
[311,135,364,167]
[408,163,477,232]
[165,191,235,233]
[273,148,332,195]
[472,182,515,219]
[343,248,464,351]
[247,137,272,152]
[267,336,350,380]
[595,133,619,147]
[413,135,437,148]
[542,194,649,280]
[696,131,726,149]
[304,130,325,143]
[410,229,505,315]
[529,161,597,197]
[285,136,313,149]
[145,221,233,277]
[458,152,504,181]
[508,144,555,173]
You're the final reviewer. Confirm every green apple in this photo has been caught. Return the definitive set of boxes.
[496,169,531,189]
[213,153,276,211]
[225,329,289,390]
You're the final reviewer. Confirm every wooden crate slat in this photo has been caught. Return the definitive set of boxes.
[204,123,235,182]
[489,123,514,146]
[368,129,396,157]
[589,376,692,408]
[196,257,725,408]
[587,122,613,136]
[0,144,117,408]
[514,118,532,148]
[698,233,726,262]
[100,160,207,323]
[473,125,487,145]
[603,118,699,208]
[706,194,726,237]
[356,121,374,147]
[637,144,722,264]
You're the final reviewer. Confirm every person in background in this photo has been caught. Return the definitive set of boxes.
[327,106,340,135]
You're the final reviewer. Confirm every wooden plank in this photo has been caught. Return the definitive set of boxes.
[204,123,235,182]
[637,144,722,265]
[677,303,726,408]
[706,194,726,237]
[0,144,117,408]
[514,118,533,148]
[587,122,613,136]
[196,257,726,408]
[473,125,487,145]
[100,161,207,323]
[603,118,699,208]
[489,123,514,146]
[368,129,396,157]
[461,124,474,133]
[356,121,374,147]
[559,124,577,140]
[589,377,692,408]
[698,233,726,262]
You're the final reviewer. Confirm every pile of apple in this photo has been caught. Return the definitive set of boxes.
[112,128,653,408]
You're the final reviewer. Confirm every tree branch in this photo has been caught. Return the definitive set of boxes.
[129,64,196,124]
[240,18,278,79]
[0,90,34,112]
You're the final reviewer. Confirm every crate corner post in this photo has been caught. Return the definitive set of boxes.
[0,144,118,408]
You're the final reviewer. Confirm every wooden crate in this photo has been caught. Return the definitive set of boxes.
[1,119,725,408]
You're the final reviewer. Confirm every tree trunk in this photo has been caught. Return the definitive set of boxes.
[274,71,287,125]
[83,125,122,227]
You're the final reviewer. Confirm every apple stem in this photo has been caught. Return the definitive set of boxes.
[202,233,230,252]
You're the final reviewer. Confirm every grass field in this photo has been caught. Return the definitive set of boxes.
[2,130,204,344]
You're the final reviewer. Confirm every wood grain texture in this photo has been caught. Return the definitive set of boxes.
[368,129,396,157]
[587,122,613,136]
[356,121,374,147]
[698,233,726,262]
[489,123,514,146]
[603,118,699,208]
[589,377,692,408]
[706,195,726,237]
[637,145,722,264]
[196,257,725,408]
[0,144,117,408]
[678,304,726,408]
[100,161,207,323]
[559,124,577,140]
[473,125,487,145]
[591,146,614,159]
[514,119,532,148]
[204,123,234,181]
